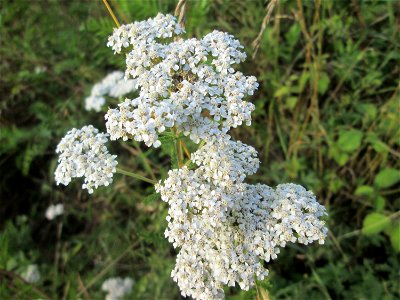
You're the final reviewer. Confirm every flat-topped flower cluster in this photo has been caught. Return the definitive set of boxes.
[105,13,257,147]
[155,140,327,299]
[54,125,117,193]
[54,13,327,300]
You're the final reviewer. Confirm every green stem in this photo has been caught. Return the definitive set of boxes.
[116,168,157,184]
[132,141,157,180]
[173,128,183,168]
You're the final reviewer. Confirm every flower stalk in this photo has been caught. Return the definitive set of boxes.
[116,168,157,185]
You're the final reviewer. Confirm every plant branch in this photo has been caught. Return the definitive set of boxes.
[252,0,279,59]
[116,168,157,184]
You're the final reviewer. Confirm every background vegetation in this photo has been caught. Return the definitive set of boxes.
[1,0,399,299]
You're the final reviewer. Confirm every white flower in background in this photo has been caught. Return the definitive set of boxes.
[22,264,40,283]
[109,77,138,98]
[101,277,134,300]
[54,125,117,193]
[85,95,106,112]
[45,203,64,220]
[34,66,45,74]
[85,71,137,112]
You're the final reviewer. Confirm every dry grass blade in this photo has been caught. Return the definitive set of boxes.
[259,286,270,300]
[76,242,139,297]
[252,0,279,59]
[77,273,92,300]
[175,0,187,30]
[102,0,120,28]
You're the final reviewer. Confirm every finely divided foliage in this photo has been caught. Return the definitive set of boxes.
[55,13,327,299]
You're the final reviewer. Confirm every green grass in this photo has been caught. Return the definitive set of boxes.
[1,0,399,299]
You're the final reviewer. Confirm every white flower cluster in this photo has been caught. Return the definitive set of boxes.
[156,145,327,299]
[101,13,330,300]
[52,13,328,300]
[105,13,258,147]
[45,203,64,220]
[54,125,117,193]
[85,71,137,112]
[101,277,134,300]
[191,139,259,186]
[22,264,40,283]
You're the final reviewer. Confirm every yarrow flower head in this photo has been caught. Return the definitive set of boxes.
[105,13,258,147]
[85,71,137,112]
[22,264,40,284]
[101,277,134,300]
[54,125,117,193]
[45,203,64,220]
[156,148,327,299]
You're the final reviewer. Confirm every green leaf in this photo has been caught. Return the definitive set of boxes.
[374,196,386,212]
[318,72,330,94]
[298,72,310,92]
[159,133,179,169]
[6,258,17,271]
[337,130,363,152]
[285,23,301,47]
[158,132,176,143]
[374,168,400,189]
[388,222,400,253]
[358,103,377,119]
[361,213,391,235]
[366,133,390,153]
[328,146,349,166]
[143,192,161,204]
[274,86,290,98]
[286,97,298,110]
[329,178,344,193]
[354,185,375,197]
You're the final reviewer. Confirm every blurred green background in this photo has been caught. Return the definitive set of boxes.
[1,0,399,299]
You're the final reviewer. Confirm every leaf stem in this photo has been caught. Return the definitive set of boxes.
[116,168,157,184]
